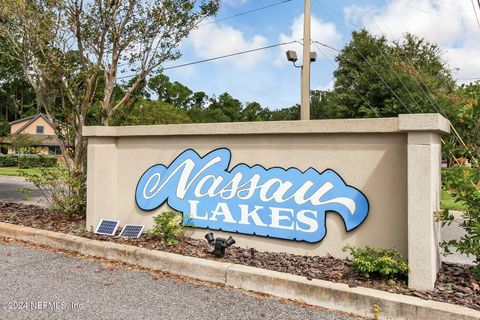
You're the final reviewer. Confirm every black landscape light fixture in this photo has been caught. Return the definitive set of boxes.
[205,232,236,258]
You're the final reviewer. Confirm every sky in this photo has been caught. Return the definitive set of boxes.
[160,0,480,110]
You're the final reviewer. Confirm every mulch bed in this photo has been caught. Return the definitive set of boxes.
[0,201,478,311]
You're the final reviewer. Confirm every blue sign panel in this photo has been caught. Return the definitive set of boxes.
[135,148,369,243]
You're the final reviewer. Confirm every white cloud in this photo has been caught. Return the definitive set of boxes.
[188,22,268,69]
[343,0,480,83]
[444,47,480,82]
[315,80,334,92]
[222,0,249,6]
[167,65,196,78]
[276,14,342,65]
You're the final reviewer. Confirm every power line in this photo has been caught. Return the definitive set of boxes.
[117,0,295,68]
[390,0,449,19]
[198,0,293,26]
[366,13,450,117]
[314,0,450,115]
[471,0,480,31]
[313,0,423,112]
[314,1,478,164]
[369,14,479,164]
[313,42,380,117]
[313,41,340,53]
[117,40,298,80]
[316,40,474,164]
[313,41,412,113]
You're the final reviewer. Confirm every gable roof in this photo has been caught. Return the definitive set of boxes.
[9,113,53,134]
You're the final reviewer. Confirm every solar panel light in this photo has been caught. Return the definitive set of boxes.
[95,219,120,236]
[205,233,236,258]
[119,224,145,238]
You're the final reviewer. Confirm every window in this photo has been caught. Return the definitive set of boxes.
[48,146,61,155]
[36,125,44,134]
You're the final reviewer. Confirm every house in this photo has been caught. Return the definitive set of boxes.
[5,113,62,155]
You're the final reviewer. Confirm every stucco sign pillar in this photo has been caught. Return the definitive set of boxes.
[399,114,448,290]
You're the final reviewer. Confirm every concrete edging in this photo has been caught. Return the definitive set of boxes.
[0,222,478,320]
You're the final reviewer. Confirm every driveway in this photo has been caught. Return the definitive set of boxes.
[0,240,361,320]
[0,175,48,207]
[440,210,475,265]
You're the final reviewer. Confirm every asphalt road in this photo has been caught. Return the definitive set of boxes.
[0,176,47,207]
[0,240,361,320]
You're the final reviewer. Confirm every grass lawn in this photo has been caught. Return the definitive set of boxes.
[0,167,48,176]
[441,189,466,211]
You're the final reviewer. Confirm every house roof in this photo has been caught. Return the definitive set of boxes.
[1,134,62,146]
[9,113,53,134]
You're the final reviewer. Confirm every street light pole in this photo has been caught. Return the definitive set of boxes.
[301,0,311,120]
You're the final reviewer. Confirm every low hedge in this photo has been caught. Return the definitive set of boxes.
[0,155,18,167]
[18,155,58,169]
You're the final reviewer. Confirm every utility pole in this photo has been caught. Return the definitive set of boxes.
[301,0,311,120]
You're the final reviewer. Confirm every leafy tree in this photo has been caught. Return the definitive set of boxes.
[242,102,271,121]
[0,35,37,123]
[443,82,480,160]
[187,91,211,122]
[441,165,480,279]
[7,133,40,154]
[110,100,191,126]
[310,90,329,120]
[0,116,9,136]
[269,105,299,121]
[0,35,19,83]
[149,74,194,109]
[147,74,276,123]
[206,93,243,122]
[436,81,480,279]
[0,0,219,214]
[326,30,456,118]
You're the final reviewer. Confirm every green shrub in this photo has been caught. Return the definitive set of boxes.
[20,166,85,216]
[148,211,186,246]
[18,155,57,168]
[0,155,18,167]
[0,154,56,168]
[343,245,409,279]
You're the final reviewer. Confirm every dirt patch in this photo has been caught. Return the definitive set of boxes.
[0,201,478,311]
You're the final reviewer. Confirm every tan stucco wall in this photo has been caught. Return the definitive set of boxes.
[11,117,55,135]
[84,114,450,290]
[89,133,408,255]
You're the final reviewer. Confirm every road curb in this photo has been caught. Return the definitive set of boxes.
[0,222,478,320]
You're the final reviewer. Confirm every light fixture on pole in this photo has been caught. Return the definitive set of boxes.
[285,47,317,119]
[286,0,315,120]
